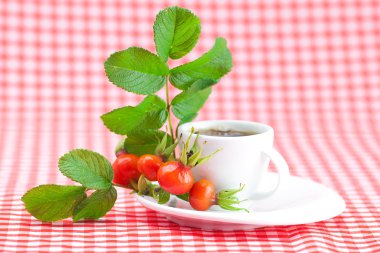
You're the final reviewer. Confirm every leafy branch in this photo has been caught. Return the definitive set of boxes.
[22,150,117,222]
[101,6,232,151]
[21,6,232,222]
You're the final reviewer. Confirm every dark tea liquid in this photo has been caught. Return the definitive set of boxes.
[195,129,257,137]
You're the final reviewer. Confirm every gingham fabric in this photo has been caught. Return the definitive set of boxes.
[1,0,379,252]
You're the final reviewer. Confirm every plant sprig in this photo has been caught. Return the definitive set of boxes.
[21,6,233,222]
[102,6,232,149]
[22,149,117,222]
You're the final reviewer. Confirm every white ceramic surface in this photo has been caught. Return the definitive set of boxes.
[135,173,346,231]
[178,120,290,200]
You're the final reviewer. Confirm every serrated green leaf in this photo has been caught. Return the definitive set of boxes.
[104,47,169,95]
[124,129,173,156]
[174,80,215,131]
[171,81,213,121]
[158,188,170,204]
[59,149,113,190]
[73,187,117,222]
[169,38,232,90]
[101,95,168,135]
[189,78,219,91]
[178,114,198,126]
[22,185,86,222]
[154,6,201,62]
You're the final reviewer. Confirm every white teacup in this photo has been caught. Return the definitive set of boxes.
[178,120,289,200]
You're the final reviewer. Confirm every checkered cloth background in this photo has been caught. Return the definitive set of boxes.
[1,0,379,252]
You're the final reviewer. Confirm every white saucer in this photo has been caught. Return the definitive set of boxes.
[135,173,346,231]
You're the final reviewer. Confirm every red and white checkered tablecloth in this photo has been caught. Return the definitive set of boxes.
[1,0,379,252]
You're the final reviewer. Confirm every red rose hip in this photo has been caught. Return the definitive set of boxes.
[112,154,140,186]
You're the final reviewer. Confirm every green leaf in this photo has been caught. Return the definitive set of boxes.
[155,133,168,154]
[21,185,86,222]
[101,95,168,135]
[154,6,201,62]
[169,37,232,90]
[171,80,213,121]
[217,185,245,199]
[161,138,179,158]
[104,47,169,95]
[124,129,172,156]
[196,148,222,166]
[178,114,198,126]
[158,188,170,204]
[59,149,113,190]
[188,146,203,167]
[176,193,189,202]
[73,187,117,222]
[218,203,249,213]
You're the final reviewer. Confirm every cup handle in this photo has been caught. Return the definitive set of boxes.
[251,148,290,199]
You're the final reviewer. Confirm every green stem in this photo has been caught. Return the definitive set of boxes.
[165,76,176,149]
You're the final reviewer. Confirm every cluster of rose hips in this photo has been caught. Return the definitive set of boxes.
[113,132,247,212]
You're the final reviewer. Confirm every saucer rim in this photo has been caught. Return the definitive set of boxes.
[135,173,346,226]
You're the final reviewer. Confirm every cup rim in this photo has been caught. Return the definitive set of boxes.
[178,120,273,139]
